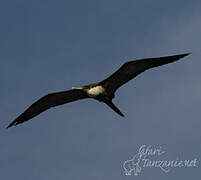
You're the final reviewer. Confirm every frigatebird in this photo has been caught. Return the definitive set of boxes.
[7,53,190,128]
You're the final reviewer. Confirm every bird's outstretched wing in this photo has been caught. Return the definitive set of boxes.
[7,89,88,128]
[100,53,190,93]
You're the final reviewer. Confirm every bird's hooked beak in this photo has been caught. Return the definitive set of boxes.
[72,87,83,90]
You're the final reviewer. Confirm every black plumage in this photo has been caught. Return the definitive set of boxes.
[7,53,190,128]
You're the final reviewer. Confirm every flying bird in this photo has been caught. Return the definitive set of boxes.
[7,53,190,128]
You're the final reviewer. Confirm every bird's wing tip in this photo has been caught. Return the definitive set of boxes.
[6,120,18,129]
[6,124,12,129]
[175,52,191,60]
[182,52,191,57]
[6,124,14,129]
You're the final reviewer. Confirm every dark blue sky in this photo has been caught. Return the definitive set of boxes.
[0,0,201,179]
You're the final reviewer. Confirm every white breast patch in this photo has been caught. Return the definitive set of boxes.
[87,86,105,97]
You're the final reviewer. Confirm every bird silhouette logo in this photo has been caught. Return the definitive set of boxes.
[123,152,142,176]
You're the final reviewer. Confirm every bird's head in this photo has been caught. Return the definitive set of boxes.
[82,85,90,89]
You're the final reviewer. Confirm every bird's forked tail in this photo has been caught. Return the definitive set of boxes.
[103,100,124,117]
